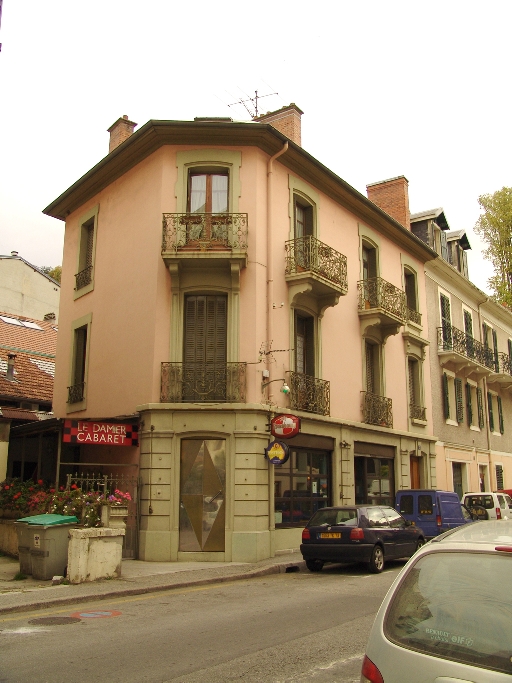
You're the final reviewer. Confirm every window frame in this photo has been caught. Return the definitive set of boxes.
[74,205,99,300]
[66,312,92,413]
[442,369,458,426]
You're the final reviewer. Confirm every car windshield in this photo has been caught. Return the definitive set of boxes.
[385,551,512,674]
[308,509,357,526]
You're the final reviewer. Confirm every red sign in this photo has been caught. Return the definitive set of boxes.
[271,414,300,439]
[63,420,138,446]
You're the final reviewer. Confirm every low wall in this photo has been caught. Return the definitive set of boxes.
[0,520,19,558]
[67,527,125,584]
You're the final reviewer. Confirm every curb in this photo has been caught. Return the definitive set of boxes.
[0,559,304,616]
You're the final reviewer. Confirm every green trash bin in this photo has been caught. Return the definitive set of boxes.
[16,514,79,580]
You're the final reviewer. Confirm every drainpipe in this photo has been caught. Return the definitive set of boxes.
[266,141,288,403]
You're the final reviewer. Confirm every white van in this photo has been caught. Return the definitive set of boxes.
[463,491,512,520]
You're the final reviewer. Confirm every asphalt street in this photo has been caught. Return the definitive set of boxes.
[0,560,405,683]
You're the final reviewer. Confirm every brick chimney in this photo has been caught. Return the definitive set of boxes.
[255,103,303,146]
[107,115,137,153]
[366,176,411,230]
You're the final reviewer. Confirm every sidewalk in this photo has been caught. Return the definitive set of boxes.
[0,551,305,616]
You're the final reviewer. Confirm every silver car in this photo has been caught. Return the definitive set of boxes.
[361,521,512,682]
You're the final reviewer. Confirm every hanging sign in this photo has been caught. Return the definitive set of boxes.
[271,414,301,439]
[63,420,139,446]
[265,440,290,465]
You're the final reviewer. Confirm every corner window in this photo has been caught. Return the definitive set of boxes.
[74,205,98,299]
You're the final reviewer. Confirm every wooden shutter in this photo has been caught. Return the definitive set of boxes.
[465,383,473,427]
[442,372,450,419]
[496,464,504,490]
[463,310,473,337]
[482,322,489,348]
[488,392,495,432]
[508,339,512,359]
[440,230,449,261]
[492,328,499,372]
[440,294,452,348]
[498,396,504,434]
[477,387,485,428]
[455,378,464,423]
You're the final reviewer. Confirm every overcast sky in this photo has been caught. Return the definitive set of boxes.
[1,1,510,294]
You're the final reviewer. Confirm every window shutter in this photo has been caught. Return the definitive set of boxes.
[488,392,495,432]
[492,328,499,372]
[463,310,473,337]
[496,464,504,490]
[440,230,449,261]
[455,378,464,423]
[482,322,489,348]
[465,383,473,427]
[508,338,512,359]
[442,372,450,419]
[477,387,485,428]
[440,294,452,348]
[498,396,504,434]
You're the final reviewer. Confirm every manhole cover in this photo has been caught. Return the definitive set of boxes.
[28,617,81,626]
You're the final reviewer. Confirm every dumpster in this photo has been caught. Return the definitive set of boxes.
[15,514,79,580]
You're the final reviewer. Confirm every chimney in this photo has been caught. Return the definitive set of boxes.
[11,251,18,257]
[6,354,16,381]
[107,115,137,153]
[255,103,303,146]
[366,176,411,230]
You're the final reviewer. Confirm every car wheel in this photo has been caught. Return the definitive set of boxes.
[470,504,489,520]
[368,545,384,573]
[305,559,324,572]
[415,538,425,552]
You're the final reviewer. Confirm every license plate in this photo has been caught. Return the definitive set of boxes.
[320,532,341,538]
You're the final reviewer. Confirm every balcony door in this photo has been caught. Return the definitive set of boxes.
[183,295,227,401]
[295,312,315,376]
[188,173,228,214]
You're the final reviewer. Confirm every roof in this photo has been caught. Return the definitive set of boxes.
[410,207,450,231]
[0,253,61,287]
[43,119,438,263]
[447,229,471,250]
[0,312,56,405]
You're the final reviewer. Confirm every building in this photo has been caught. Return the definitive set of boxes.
[0,252,60,322]
[0,312,57,481]
[43,107,439,562]
[410,210,512,496]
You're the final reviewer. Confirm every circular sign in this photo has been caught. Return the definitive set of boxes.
[271,414,300,439]
[265,440,290,465]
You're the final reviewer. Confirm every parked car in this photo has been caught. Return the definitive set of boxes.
[300,505,425,574]
[361,520,512,682]
[463,491,512,520]
[396,489,475,539]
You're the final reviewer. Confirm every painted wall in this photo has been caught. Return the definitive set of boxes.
[0,257,60,322]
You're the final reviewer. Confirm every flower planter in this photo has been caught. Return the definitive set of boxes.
[102,505,129,529]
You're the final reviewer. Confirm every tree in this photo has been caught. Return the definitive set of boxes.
[474,187,512,308]
[40,265,62,283]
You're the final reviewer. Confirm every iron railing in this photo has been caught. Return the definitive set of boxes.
[287,371,330,416]
[357,277,406,322]
[67,383,85,404]
[161,362,246,403]
[361,391,393,428]
[437,325,494,369]
[75,265,92,290]
[285,236,348,294]
[498,352,512,375]
[410,404,427,421]
[162,213,248,252]
[406,307,422,326]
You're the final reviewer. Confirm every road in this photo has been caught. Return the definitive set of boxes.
[0,561,404,683]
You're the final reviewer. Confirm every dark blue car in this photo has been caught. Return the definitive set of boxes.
[300,505,425,573]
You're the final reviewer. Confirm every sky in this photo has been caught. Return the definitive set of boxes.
[0,1,510,295]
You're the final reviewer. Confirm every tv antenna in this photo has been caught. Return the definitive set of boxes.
[228,89,278,119]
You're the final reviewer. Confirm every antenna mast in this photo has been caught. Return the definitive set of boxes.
[228,90,278,119]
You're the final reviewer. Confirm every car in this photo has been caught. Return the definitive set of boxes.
[300,505,425,574]
[463,491,512,520]
[361,520,512,682]
[396,489,475,538]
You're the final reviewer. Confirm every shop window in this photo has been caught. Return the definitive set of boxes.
[354,456,394,506]
[452,462,465,499]
[274,449,331,527]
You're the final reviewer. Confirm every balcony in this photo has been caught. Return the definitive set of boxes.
[410,404,427,422]
[406,307,422,327]
[285,236,347,313]
[75,266,92,291]
[160,362,246,403]
[357,278,406,341]
[287,371,330,416]
[488,352,512,389]
[67,383,85,404]
[437,324,494,375]
[361,391,393,428]
[161,213,248,271]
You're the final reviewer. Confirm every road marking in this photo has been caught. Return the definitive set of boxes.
[70,610,122,619]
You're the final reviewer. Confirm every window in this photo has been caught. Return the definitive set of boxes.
[362,243,377,281]
[188,172,228,213]
[294,197,313,239]
[454,377,464,423]
[274,449,331,527]
[74,205,98,298]
[442,370,460,426]
[440,293,452,348]
[354,456,394,506]
[487,391,500,434]
[463,308,475,357]
[67,313,92,410]
[498,395,505,434]
[295,312,315,376]
[477,387,485,429]
[496,464,504,490]
[365,341,381,395]
[408,357,425,421]
[452,462,465,499]
[465,380,480,430]
[404,270,417,312]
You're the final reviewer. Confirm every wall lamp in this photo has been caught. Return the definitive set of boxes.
[261,378,290,394]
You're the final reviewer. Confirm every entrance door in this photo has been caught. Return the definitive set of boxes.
[410,456,421,489]
[179,439,226,552]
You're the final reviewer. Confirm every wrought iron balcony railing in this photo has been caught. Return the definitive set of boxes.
[410,404,427,421]
[357,278,406,322]
[285,236,348,294]
[287,371,330,416]
[406,307,422,326]
[161,362,246,403]
[67,383,85,404]
[498,352,512,375]
[75,266,93,290]
[361,391,393,428]
[162,213,248,252]
[437,325,494,370]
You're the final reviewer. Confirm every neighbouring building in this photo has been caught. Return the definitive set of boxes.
[410,210,512,496]
[43,107,439,563]
[0,252,60,322]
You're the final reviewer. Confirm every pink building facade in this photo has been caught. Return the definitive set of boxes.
[45,108,438,562]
